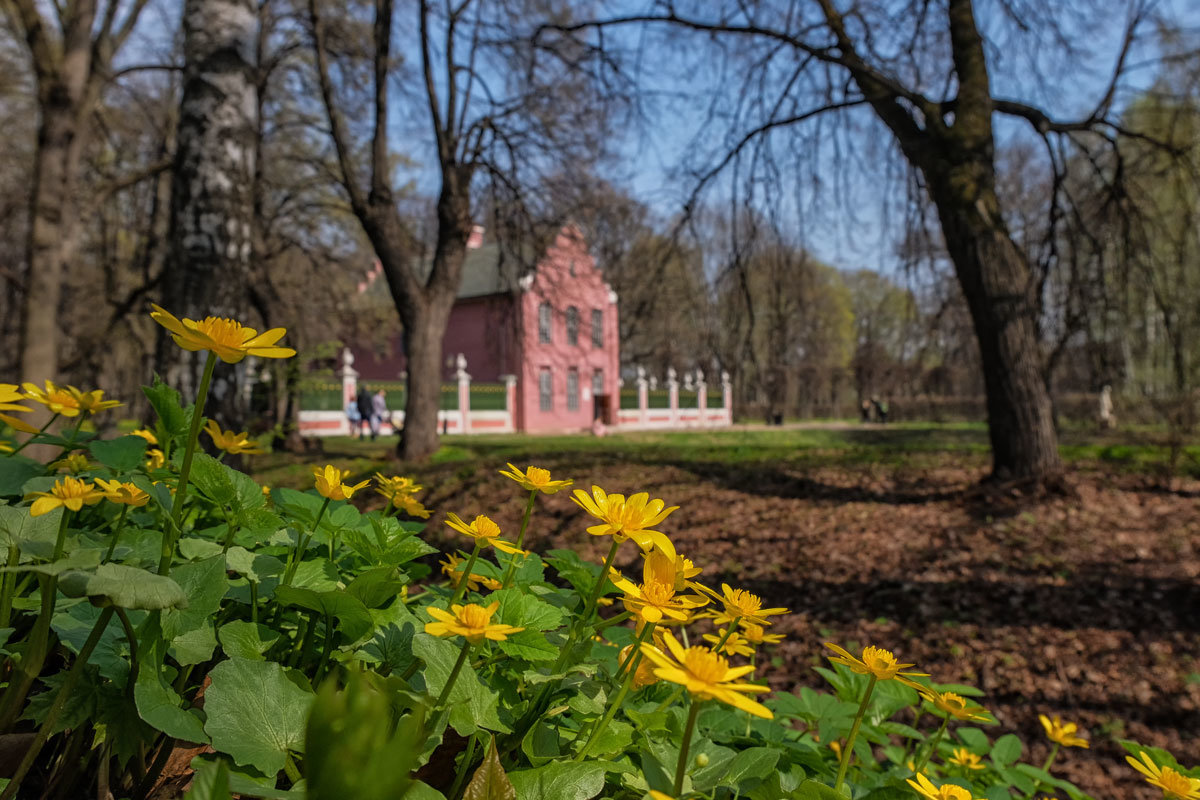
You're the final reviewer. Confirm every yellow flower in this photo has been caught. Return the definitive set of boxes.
[0,384,32,414]
[375,473,422,499]
[130,428,158,445]
[649,792,676,800]
[642,547,704,593]
[619,644,660,689]
[203,419,266,455]
[94,478,150,507]
[145,448,166,470]
[571,486,678,559]
[71,388,122,415]
[54,453,93,473]
[639,630,773,719]
[948,748,985,770]
[22,380,83,417]
[1126,752,1200,800]
[150,303,296,364]
[444,512,525,554]
[703,584,789,627]
[824,643,929,688]
[612,574,707,626]
[440,554,502,592]
[499,463,573,494]
[702,629,755,657]
[394,494,432,519]
[424,601,524,644]
[1038,714,1089,749]
[907,773,979,800]
[0,413,39,434]
[312,465,370,501]
[919,689,990,722]
[25,476,106,517]
[741,624,784,646]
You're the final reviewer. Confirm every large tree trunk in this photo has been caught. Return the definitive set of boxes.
[927,162,1063,482]
[157,0,257,419]
[19,88,85,394]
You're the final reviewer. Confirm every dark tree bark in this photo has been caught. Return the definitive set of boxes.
[157,0,258,418]
[10,0,150,394]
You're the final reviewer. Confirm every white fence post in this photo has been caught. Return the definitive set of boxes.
[696,369,707,427]
[456,353,471,434]
[340,348,358,436]
[667,367,679,425]
[722,371,733,424]
[636,366,648,424]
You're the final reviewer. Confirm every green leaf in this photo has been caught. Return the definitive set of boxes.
[225,546,283,583]
[163,556,228,640]
[135,667,209,744]
[203,658,314,777]
[170,624,219,666]
[412,633,507,735]
[59,563,187,609]
[496,630,559,662]
[305,671,424,800]
[345,566,408,609]
[143,379,191,439]
[289,557,340,592]
[491,588,564,632]
[0,456,43,497]
[185,758,232,800]
[239,508,284,540]
[218,621,281,661]
[507,762,606,800]
[796,779,848,800]
[51,602,131,683]
[89,436,148,472]
[463,737,516,800]
[990,733,1023,767]
[956,727,990,751]
[0,504,62,549]
[273,586,374,643]
[716,746,779,788]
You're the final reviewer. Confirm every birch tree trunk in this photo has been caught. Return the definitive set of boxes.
[157,0,258,418]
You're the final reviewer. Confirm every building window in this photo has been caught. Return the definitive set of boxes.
[538,302,552,343]
[539,368,552,411]
[591,309,603,347]
[567,369,579,411]
[592,368,604,397]
[566,306,579,346]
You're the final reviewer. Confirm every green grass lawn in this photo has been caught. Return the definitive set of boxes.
[252,422,1200,489]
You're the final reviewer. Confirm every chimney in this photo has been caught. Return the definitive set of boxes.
[467,224,485,250]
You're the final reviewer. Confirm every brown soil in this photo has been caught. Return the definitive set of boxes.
[395,456,1200,800]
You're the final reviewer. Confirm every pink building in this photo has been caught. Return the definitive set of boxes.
[350,225,620,433]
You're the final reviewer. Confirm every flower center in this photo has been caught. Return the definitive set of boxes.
[54,477,91,499]
[47,389,78,408]
[939,787,974,800]
[1159,768,1193,797]
[641,580,676,606]
[727,589,762,616]
[683,647,729,683]
[473,516,500,538]
[458,605,492,628]
[195,317,248,347]
[527,467,550,485]
[861,646,899,676]
[743,625,764,643]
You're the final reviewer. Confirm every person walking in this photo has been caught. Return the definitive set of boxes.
[344,395,361,436]
[371,388,387,440]
[355,386,373,440]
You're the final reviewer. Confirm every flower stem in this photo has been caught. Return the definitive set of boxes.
[0,607,115,800]
[160,350,218,576]
[435,639,473,708]
[282,496,331,587]
[9,413,59,455]
[712,617,742,653]
[834,675,877,794]
[653,687,684,715]
[1042,742,1060,772]
[552,539,621,674]
[674,698,703,796]
[448,733,479,799]
[913,714,949,774]
[0,544,19,627]
[448,542,483,606]
[501,491,538,588]
[104,506,130,562]
[574,623,655,762]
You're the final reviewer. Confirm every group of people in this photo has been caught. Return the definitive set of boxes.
[346,387,390,440]
[860,397,890,424]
